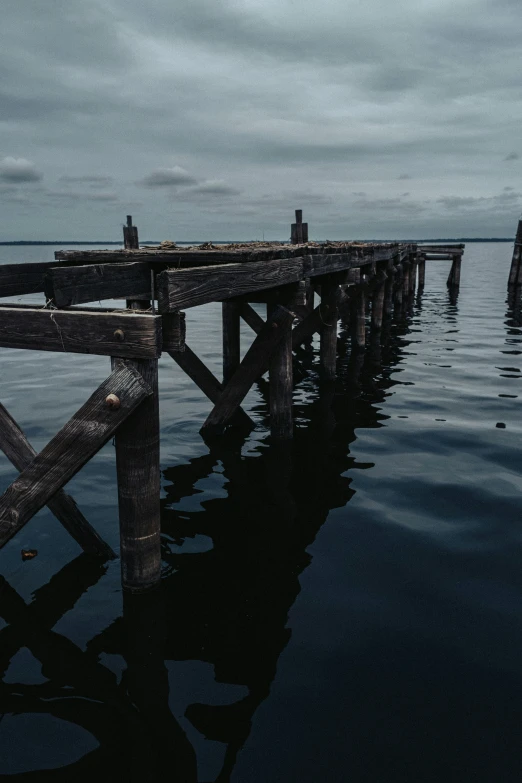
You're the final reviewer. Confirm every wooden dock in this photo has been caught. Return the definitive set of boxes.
[0,212,465,591]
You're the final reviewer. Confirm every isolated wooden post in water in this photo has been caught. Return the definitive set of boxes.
[268,302,294,438]
[222,301,241,384]
[508,218,522,287]
[291,209,308,244]
[447,255,461,289]
[111,357,161,592]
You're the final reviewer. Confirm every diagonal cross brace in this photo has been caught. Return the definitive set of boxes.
[0,403,116,559]
[0,363,152,549]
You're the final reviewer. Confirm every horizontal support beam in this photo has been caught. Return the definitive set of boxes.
[44,262,151,307]
[157,257,307,311]
[418,245,464,253]
[0,305,162,357]
[0,262,58,298]
[0,404,115,559]
[0,363,152,548]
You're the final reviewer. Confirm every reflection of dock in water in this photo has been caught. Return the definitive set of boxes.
[0,276,461,780]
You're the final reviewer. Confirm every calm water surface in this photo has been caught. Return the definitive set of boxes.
[0,243,521,782]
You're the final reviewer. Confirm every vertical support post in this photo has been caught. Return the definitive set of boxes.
[320,277,339,379]
[508,218,522,287]
[447,256,461,289]
[112,357,161,592]
[123,215,139,250]
[418,255,426,290]
[352,287,366,351]
[394,265,403,314]
[402,262,411,300]
[268,303,293,439]
[371,276,386,336]
[222,301,241,385]
[409,258,417,296]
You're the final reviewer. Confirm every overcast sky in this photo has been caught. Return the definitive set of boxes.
[1,0,521,240]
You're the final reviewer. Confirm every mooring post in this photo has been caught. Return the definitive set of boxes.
[268,302,293,438]
[123,215,139,250]
[111,357,161,592]
[418,254,426,290]
[508,218,522,288]
[319,277,339,379]
[291,209,308,244]
[222,301,241,384]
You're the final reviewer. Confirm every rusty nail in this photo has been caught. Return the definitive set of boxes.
[114,329,125,341]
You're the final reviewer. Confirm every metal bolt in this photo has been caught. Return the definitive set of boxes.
[114,329,125,341]
[105,394,121,410]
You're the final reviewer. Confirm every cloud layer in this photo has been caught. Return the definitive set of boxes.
[1,0,521,239]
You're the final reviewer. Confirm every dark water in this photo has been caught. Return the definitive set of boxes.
[0,243,521,782]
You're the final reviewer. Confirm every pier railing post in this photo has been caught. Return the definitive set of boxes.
[111,357,161,592]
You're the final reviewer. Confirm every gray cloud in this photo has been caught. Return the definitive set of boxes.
[0,157,42,183]
[504,152,519,161]
[139,166,198,187]
[1,0,522,239]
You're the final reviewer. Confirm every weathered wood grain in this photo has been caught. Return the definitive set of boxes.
[0,403,115,559]
[156,258,306,312]
[111,358,161,592]
[0,262,57,298]
[0,364,152,548]
[201,306,294,435]
[162,312,186,352]
[0,306,162,357]
[44,262,151,307]
[319,278,339,380]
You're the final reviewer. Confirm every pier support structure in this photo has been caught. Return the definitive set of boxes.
[0,212,465,590]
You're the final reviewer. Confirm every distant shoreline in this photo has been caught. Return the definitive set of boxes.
[0,238,514,246]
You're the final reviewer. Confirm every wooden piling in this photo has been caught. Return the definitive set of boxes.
[371,276,386,335]
[222,301,241,384]
[418,256,426,290]
[268,303,293,439]
[111,357,161,593]
[508,218,522,287]
[319,277,339,379]
[290,209,308,244]
[353,287,366,350]
[447,256,461,289]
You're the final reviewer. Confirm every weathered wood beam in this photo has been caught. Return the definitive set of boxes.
[0,306,162,358]
[508,219,522,287]
[44,262,151,308]
[162,312,186,352]
[418,245,464,254]
[156,258,307,311]
[167,345,253,428]
[0,364,152,549]
[319,278,339,380]
[111,358,161,592]
[0,261,57,298]
[0,404,115,559]
[371,275,386,334]
[201,306,294,436]
[291,285,342,349]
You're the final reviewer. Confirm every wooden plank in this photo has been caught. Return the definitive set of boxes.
[201,306,294,435]
[156,258,305,312]
[268,303,293,439]
[0,306,162,358]
[418,245,464,253]
[167,345,253,428]
[0,404,116,559]
[0,364,152,548]
[44,262,151,307]
[111,358,161,592]
[307,253,361,277]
